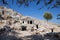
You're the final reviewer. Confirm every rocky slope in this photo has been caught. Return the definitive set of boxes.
[0,6,60,40]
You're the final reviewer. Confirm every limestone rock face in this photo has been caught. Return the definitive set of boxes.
[0,6,60,34]
[0,6,60,40]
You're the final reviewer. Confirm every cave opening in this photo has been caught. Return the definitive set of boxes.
[21,26,27,31]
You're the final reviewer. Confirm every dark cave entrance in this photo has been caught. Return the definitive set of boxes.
[36,25,38,29]
[21,26,27,31]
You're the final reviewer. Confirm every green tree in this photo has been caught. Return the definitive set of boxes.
[43,12,53,32]
[43,12,53,21]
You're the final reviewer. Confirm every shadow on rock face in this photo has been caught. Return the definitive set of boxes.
[44,32,60,40]
[0,31,23,40]
[0,27,22,40]
[22,34,44,40]
[22,32,60,40]
[0,35,22,40]
[0,26,60,40]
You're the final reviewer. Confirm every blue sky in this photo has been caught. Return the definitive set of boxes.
[0,0,60,24]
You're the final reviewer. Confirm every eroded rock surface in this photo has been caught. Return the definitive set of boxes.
[0,6,60,40]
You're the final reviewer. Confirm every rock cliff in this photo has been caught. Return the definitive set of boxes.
[0,6,60,40]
